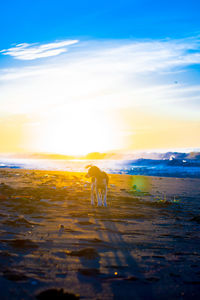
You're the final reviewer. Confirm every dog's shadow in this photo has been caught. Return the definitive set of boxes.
[76,203,154,299]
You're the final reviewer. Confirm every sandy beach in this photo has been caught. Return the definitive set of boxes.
[0,168,200,299]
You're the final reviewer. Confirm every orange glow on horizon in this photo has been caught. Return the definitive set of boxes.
[27,105,125,156]
[0,106,200,155]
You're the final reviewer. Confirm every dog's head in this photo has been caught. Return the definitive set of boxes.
[85,165,102,178]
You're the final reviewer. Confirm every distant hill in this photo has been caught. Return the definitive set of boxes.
[28,152,121,160]
[1,152,118,160]
[120,151,200,161]
[187,152,200,160]
[1,151,200,161]
[84,152,119,159]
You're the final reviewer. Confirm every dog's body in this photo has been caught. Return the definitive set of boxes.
[85,166,109,206]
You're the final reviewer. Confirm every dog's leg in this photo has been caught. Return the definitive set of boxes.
[99,190,102,203]
[96,187,102,206]
[91,182,95,205]
[103,184,107,207]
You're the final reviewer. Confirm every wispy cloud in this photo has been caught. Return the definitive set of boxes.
[1,37,200,79]
[0,40,79,60]
[0,37,200,119]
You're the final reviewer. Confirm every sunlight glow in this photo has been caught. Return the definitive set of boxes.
[32,105,123,155]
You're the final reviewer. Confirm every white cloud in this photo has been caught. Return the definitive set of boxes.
[0,40,79,60]
[1,37,200,79]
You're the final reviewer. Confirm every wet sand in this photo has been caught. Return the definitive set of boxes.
[0,168,200,299]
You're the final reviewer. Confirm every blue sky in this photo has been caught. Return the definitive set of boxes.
[1,0,200,46]
[0,0,200,154]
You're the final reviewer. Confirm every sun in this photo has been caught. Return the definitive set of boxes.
[31,104,123,156]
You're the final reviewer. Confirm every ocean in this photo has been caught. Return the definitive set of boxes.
[0,157,200,178]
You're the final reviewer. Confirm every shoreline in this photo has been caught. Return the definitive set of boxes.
[1,166,200,178]
[1,155,200,179]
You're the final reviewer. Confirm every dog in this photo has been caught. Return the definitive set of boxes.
[85,165,109,206]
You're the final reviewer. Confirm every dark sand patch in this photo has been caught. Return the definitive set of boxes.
[36,289,80,300]
[3,216,38,228]
[3,268,28,282]
[66,247,99,259]
[7,239,39,251]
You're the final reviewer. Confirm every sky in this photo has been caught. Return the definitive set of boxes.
[0,0,200,155]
